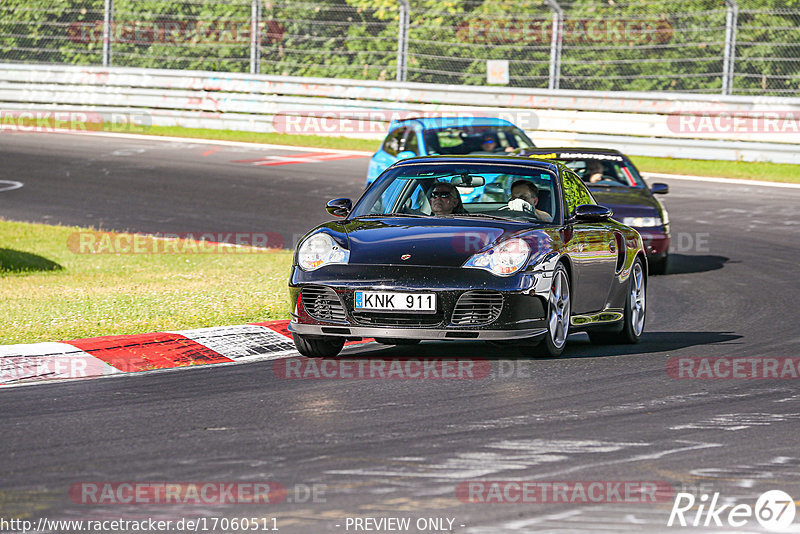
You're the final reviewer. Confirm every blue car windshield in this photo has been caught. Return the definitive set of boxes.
[352,162,559,223]
[424,126,534,155]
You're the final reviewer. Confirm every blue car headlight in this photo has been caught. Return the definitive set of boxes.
[464,238,530,276]
[297,233,349,271]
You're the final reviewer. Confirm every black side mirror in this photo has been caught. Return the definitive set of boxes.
[650,183,669,195]
[573,204,612,223]
[326,198,352,217]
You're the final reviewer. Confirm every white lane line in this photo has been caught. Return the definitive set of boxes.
[25,129,374,156]
[527,441,722,480]
[644,172,800,189]
[24,128,800,187]
[0,180,23,192]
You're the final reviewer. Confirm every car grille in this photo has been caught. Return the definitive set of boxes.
[351,311,443,327]
[301,286,347,322]
[451,291,503,325]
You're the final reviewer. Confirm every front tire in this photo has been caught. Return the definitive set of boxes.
[589,258,646,345]
[524,263,571,358]
[292,333,345,358]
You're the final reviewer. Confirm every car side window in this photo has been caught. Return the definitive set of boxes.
[382,128,405,157]
[404,130,419,155]
[562,170,596,215]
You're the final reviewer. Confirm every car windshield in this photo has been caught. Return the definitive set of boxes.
[424,126,534,156]
[352,162,559,223]
[560,156,646,188]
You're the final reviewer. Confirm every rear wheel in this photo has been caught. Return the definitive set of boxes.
[292,333,345,358]
[524,264,570,358]
[589,258,646,345]
[374,338,421,346]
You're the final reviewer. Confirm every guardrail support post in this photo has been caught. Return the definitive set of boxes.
[102,0,113,67]
[397,0,410,82]
[250,0,262,74]
[544,0,563,91]
[722,0,738,95]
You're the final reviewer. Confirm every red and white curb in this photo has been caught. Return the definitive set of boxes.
[0,321,369,387]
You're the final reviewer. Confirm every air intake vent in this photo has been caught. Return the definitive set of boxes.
[451,291,503,325]
[301,286,347,322]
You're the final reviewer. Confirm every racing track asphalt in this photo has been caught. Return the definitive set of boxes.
[1,132,800,533]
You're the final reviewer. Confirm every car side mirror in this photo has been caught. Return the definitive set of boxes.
[650,183,669,195]
[326,198,352,217]
[396,150,416,160]
[573,204,612,222]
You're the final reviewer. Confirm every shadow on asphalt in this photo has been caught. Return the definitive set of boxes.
[0,248,62,273]
[663,254,731,275]
[342,331,743,360]
[558,330,743,359]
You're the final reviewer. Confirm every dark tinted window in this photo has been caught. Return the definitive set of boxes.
[382,128,405,156]
[404,130,419,155]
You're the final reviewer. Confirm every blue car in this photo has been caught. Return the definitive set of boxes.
[366,117,536,187]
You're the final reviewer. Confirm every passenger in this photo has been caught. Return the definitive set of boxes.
[429,182,467,216]
[585,160,604,183]
[508,180,550,220]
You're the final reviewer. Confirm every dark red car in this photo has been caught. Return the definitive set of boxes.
[517,148,670,274]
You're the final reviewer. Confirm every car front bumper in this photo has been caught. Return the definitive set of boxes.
[288,264,552,341]
[636,227,670,256]
[288,322,547,341]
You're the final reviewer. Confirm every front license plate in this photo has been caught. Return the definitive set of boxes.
[354,291,436,313]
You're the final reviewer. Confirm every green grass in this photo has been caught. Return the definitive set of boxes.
[630,155,800,184]
[139,125,380,152]
[133,125,800,184]
[0,220,293,344]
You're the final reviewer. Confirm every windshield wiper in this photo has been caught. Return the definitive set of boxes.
[355,213,428,218]
[438,213,522,222]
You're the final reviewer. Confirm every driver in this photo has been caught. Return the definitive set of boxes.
[585,160,604,183]
[429,182,467,216]
[507,180,550,220]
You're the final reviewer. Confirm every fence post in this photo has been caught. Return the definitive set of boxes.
[722,0,738,95]
[102,0,113,67]
[397,0,410,82]
[250,0,262,74]
[544,0,563,91]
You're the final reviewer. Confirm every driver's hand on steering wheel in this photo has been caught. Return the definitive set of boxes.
[507,198,533,212]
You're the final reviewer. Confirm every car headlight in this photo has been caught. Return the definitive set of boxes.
[297,233,349,271]
[623,217,663,228]
[464,238,530,276]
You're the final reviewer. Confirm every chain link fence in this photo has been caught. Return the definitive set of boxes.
[1,0,798,95]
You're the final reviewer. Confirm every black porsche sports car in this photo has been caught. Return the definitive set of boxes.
[288,156,648,358]
[516,148,671,274]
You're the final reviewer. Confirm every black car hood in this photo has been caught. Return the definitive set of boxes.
[341,217,524,267]
[589,187,661,220]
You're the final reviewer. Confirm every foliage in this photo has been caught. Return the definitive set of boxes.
[0,0,798,94]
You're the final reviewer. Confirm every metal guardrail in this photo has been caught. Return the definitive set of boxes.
[2,63,799,164]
